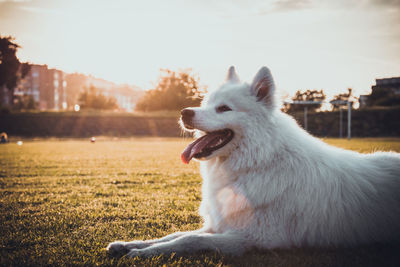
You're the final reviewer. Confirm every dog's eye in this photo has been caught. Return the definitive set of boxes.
[216,105,232,113]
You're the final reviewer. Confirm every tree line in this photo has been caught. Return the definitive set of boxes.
[78,86,118,110]
[135,69,206,112]
[282,88,356,113]
[135,70,358,113]
[2,36,397,113]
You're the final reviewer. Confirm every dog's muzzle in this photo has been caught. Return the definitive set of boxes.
[181,108,195,129]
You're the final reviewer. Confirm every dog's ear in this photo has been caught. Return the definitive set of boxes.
[250,66,275,105]
[226,66,240,83]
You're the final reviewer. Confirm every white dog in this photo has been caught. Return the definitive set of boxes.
[107,66,400,257]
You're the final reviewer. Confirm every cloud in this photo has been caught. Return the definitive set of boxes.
[255,0,314,15]
[369,0,400,6]
[332,0,400,10]
[0,0,32,2]
[253,0,400,16]
[272,0,312,11]
[18,5,57,14]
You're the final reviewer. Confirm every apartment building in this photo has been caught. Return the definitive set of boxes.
[16,64,67,110]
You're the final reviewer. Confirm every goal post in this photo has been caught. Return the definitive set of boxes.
[347,101,351,140]
[284,100,352,140]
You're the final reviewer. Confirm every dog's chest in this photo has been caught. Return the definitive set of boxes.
[201,161,255,232]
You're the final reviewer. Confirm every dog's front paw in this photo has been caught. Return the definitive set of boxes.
[126,249,141,258]
[106,241,130,255]
[126,248,162,258]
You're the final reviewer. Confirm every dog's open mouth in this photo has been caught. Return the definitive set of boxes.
[181,129,234,164]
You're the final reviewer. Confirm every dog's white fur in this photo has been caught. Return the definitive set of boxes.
[107,66,400,258]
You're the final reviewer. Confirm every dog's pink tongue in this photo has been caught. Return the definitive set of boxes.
[181,133,221,164]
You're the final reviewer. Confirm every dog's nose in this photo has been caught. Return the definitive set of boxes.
[181,108,195,119]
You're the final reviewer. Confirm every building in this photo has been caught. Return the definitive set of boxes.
[65,73,87,108]
[372,77,400,94]
[85,75,114,91]
[16,64,67,110]
[84,76,143,112]
[13,64,142,111]
[65,74,143,112]
[359,77,400,108]
[105,85,144,112]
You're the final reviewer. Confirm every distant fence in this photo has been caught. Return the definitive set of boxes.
[1,108,399,137]
[289,107,400,137]
[0,113,181,137]
[286,100,352,139]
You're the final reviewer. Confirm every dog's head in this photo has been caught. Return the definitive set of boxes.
[180,66,277,164]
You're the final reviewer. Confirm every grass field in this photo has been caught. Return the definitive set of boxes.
[1,138,400,266]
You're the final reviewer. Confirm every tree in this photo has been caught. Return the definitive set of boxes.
[330,88,356,110]
[284,89,326,113]
[13,95,36,110]
[78,86,118,110]
[0,36,30,105]
[135,69,206,111]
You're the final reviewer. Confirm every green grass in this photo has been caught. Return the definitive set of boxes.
[1,138,399,266]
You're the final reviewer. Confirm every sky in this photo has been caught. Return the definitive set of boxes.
[1,0,400,99]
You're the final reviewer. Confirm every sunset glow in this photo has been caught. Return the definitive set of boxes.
[1,0,399,98]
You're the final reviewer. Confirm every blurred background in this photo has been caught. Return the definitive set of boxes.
[0,0,399,138]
